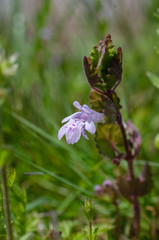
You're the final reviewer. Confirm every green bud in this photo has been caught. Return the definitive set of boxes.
[82,199,95,222]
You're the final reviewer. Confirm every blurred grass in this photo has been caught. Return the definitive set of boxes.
[0,0,159,238]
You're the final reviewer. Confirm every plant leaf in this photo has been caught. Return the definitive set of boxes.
[84,34,123,91]
[89,89,106,113]
[95,123,123,158]
[89,90,121,123]
[154,133,159,149]
[147,71,159,89]
[8,168,16,187]
[117,165,152,202]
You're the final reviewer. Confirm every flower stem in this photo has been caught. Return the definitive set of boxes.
[1,164,13,240]
[104,90,141,238]
[133,196,140,239]
[117,111,140,238]
[114,201,120,240]
[89,221,93,240]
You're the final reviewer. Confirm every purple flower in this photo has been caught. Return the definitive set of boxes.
[58,101,104,144]
[94,185,104,196]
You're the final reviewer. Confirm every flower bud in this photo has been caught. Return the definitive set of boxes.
[102,180,113,189]
[102,180,119,201]
[94,185,104,197]
[82,199,95,222]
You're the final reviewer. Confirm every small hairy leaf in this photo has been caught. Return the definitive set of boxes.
[95,123,123,158]
[89,89,106,113]
[84,34,123,92]
[90,90,120,123]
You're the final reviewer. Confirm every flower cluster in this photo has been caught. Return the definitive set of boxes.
[58,101,104,144]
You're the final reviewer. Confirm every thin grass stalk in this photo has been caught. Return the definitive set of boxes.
[1,164,13,240]
[0,107,13,240]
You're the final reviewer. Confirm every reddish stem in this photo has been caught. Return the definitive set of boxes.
[133,196,140,239]
[117,111,140,238]
[104,91,140,238]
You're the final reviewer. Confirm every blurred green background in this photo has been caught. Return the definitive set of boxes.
[0,0,159,239]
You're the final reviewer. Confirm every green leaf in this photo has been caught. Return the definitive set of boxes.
[14,149,92,195]
[8,168,16,187]
[154,133,159,149]
[89,89,106,113]
[147,71,159,89]
[95,123,123,158]
[112,92,122,110]
[93,226,99,234]
[0,149,11,167]
[84,34,123,91]
[89,90,120,123]
[19,232,34,240]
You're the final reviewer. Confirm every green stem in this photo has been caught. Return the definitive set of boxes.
[114,201,120,240]
[1,164,13,240]
[89,221,93,240]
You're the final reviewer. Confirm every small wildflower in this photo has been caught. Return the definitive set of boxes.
[102,180,113,189]
[94,185,104,197]
[102,180,119,201]
[58,101,104,144]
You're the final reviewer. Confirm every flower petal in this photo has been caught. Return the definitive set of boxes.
[58,101,105,144]
[85,121,96,134]
[73,101,82,110]
[66,124,83,144]
[83,104,104,122]
[62,112,82,123]
[58,123,69,140]
[91,111,104,122]
[82,104,92,114]
[81,128,89,140]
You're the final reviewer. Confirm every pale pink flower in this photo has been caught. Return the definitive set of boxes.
[58,101,104,144]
